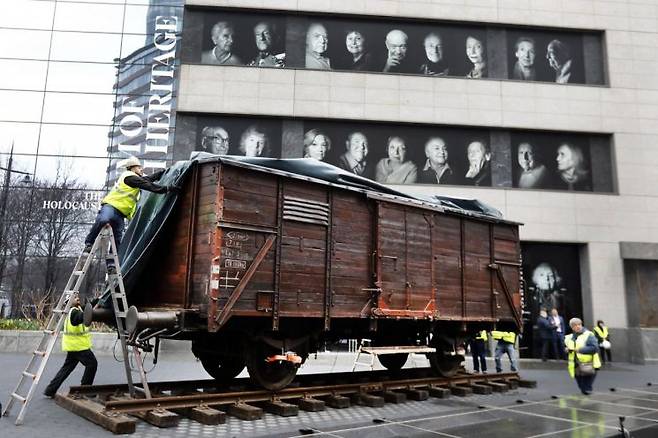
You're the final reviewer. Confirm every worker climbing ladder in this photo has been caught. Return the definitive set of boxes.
[2,225,150,425]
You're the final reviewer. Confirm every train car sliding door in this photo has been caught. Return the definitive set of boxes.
[278,181,330,318]
[375,203,434,317]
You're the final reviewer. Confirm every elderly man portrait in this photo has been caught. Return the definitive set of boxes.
[344,29,374,71]
[383,29,409,73]
[239,125,269,157]
[464,139,491,186]
[555,142,591,191]
[201,21,242,65]
[303,129,331,161]
[375,136,418,184]
[305,22,331,70]
[517,141,548,189]
[200,126,230,155]
[419,136,456,184]
[419,32,449,76]
[531,262,564,317]
[512,36,536,80]
[465,34,487,78]
[248,21,285,68]
[337,131,373,178]
[547,39,578,84]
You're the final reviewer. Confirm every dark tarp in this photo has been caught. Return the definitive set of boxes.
[99,154,504,306]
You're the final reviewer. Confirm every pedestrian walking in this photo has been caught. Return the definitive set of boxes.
[537,309,558,360]
[564,317,601,395]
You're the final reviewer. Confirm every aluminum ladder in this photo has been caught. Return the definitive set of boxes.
[1,225,149,425]
[100,225,151,400]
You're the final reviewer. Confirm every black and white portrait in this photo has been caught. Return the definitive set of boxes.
[176,114,612,193]
[182,9,603,85]
[521,243,584,358]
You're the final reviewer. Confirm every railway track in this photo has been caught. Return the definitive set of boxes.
[55,368,536,434]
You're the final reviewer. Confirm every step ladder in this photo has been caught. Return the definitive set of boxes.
[352,339,436,371]
[2,225,150,425]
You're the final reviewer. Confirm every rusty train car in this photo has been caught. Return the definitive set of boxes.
[107,157,523,390]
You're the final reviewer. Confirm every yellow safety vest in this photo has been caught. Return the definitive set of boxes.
[476,330,488,341]
[593,325,609,340]
[564,330,601,378]
[62,306,92,352]
[491,331,516,344]
[102,170,140,219]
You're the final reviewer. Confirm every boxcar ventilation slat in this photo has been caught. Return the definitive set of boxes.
[283,197,330,226]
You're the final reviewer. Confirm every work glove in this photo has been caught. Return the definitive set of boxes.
[167,184,182,194]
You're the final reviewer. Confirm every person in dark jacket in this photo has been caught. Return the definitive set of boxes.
[537,309,558,361]
[469,330,488,373]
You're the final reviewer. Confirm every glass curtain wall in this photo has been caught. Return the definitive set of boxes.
[0,0,183,316]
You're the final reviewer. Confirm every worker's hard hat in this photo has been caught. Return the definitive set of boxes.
[117,156,141,169]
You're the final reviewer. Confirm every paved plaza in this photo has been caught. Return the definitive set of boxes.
[1,344,658,437]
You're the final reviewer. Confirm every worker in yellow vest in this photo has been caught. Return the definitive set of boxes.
[43,294,97,397]
[470,330,488,373]
[593,319,611,364]
[491,330,518,373]
[564,317,601,395]
[83,156,177,273]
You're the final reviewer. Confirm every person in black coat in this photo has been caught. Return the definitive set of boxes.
[537,309,559,361]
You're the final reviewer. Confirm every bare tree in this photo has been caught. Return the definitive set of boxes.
[32,161,94,294]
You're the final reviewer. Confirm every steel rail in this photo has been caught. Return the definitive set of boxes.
[92,371,520,413]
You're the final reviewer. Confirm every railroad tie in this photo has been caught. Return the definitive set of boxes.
[351,392,385,408]
[403,388,429,401]
[482,381,509,393]
[428,386,451,398]
[264,399,299,417]
[450,385,473,397]
[228,402,263,420]
[517,379,538,388]
[294,397,326,412]
[170,405,226,425]
[382,391,407,404]
[470,383,493,395]
[323,394,350,409]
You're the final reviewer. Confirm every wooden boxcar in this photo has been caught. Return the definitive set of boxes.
[119,157,522,389]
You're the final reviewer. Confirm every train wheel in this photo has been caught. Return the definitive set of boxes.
[199,355,246,381]
[246,345,298,391]
[378,353,409,371]
[428,351,463,377]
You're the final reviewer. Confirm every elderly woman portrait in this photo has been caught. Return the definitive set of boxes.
[303,129,331,161]
[248,21,285,68]
[305,22,331,70]
[546,39,574,84]
[512,36,536,80]
[344,29,374,71]
[419,32,449,76]
[555,142,591,191]
[465,34,487,79]
[201,21,242,65]
[239,125,269,157]
[419,136,456,184]
[375,136,418,184]
[200,126,230,155]
[464,139,491,186]
[516,142,548,189]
